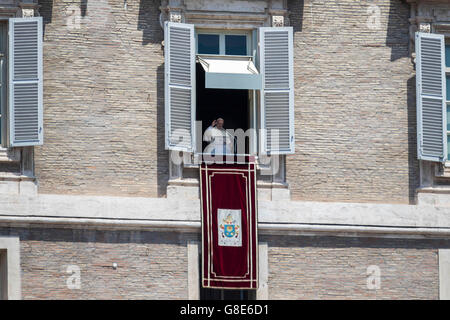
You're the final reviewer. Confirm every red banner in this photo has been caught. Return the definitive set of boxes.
[200,161,258,289]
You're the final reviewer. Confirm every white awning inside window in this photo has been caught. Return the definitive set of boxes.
[197,55,262,90]
[198,56,259,75]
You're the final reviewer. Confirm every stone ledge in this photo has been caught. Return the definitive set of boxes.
[1,194,450,231]
[0,173,35,181]
[168,178,288,189]
[0,7,18,16]
[168,178,198,187]
[0,148,20,163]
[167,179,290,200]
[0,174,37,196]
[417,188,450,206]
[1,216,450,239]
[417,187,450,194]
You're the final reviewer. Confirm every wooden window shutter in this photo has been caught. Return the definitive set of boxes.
[8,17,43,147]
[416,32,447,162]
[259,27,295,155]
[164,21,196,152]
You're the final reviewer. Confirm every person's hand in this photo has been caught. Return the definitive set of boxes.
[211,120,217,127]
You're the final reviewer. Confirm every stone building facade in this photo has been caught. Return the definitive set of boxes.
[0,0,450,300]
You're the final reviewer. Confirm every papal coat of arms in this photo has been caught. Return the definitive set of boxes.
[218,209,242,247]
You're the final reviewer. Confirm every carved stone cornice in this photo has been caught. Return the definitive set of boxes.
[0,1,20,17]
[160,0,288,29]
[0,1,39,18]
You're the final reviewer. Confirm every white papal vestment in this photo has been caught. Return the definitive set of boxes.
[203,126,234,154]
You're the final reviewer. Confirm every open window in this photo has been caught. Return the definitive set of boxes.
[164,21,294,156]
[195,30,259,155]
[0,17,44,148]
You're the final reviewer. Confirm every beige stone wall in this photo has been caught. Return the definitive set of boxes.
[34,0,419,203]
[1,226,448,300]
[266,235,443,300]
[287,0,417,203]
[35,0,168,197]
[8,227,194,299]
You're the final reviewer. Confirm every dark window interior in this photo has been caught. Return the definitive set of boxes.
[198,34,220,55]
[225,35,247,55]
[200,287,256,300]
[199,254,256,300]
[196,63,249,153]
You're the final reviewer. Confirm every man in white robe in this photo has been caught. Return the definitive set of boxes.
[203,118,234,155]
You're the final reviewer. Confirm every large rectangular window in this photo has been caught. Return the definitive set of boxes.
[195,30,256,155]
[165,22,295,156]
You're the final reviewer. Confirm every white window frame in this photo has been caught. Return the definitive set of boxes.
[194,28,258,157]
[195,29,252,56]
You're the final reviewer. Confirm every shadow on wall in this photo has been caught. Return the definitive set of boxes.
[260,234,450,249]
[288,0,304,32]
[157,64,168,197]
[138,0,162,45]
[0,227,199,245]
[407,76,419,204]
[386,0,411,61]
[81,0,88,17]
[38,0,53,32]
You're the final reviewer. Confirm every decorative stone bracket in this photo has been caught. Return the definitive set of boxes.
[271,15,285,27]
[18,1,39,18]
[169,10,183,23]
[160,6,185,26]
[418,22,431,33]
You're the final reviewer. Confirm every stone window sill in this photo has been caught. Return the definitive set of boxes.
[0,147,20,163]
[167,177,288,189]
[0,172,35,181]
[417,186,450,194]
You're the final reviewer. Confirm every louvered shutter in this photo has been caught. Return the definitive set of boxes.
[259,27,294,154]
[416,32,447,162]
[8,17,43,147]
[164,21,196,152]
